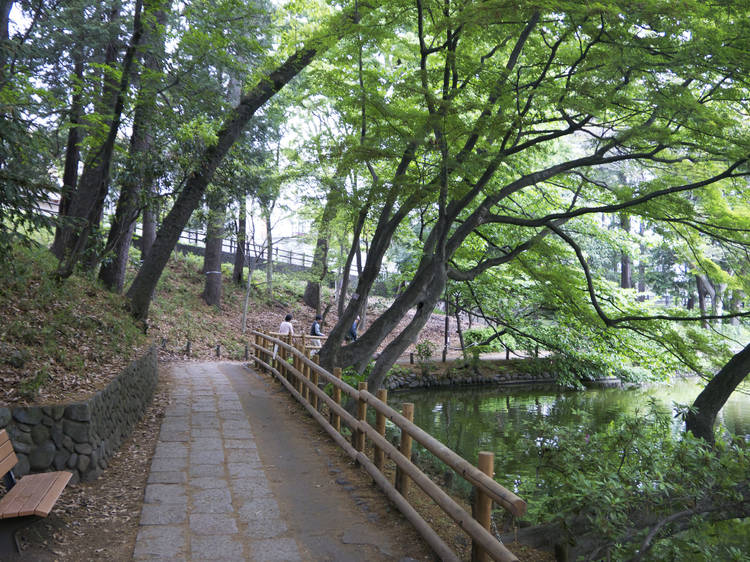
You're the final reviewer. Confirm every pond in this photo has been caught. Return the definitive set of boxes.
[388,378,750,494]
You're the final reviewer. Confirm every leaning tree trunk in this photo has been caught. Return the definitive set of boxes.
[685,343,750,445]
[124,16,350,320]
[98,4,167,292]
[56,0,145,278]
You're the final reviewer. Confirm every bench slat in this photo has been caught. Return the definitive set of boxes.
[0,473,58,519]
[0,430,17,479]
[0,448,18,480]
[34,472,72,517]
[0,439,16,467]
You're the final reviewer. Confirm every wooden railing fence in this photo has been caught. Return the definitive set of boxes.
[250,330,526,562]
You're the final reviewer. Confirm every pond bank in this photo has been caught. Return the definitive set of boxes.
[384,364,621,391]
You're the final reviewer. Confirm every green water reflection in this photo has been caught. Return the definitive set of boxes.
[389,379,750,490]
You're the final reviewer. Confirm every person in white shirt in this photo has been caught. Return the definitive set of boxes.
[279,313,294,335]
[274,313,294,359]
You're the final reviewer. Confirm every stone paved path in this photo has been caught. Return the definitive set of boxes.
[132,362,430,561]
[132,363,301,561]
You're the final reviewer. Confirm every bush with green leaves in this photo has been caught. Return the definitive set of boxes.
[503,403,750,560]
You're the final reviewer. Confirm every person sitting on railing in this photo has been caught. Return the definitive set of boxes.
[310,314,324,346]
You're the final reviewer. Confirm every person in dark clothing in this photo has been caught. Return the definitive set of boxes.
[310,314,324,337]
[347,315,360,342]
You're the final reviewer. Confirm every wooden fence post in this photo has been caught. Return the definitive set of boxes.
[471,451,495,562]
[311,355,320,410]
[333,367,342,432]
[284,333,292,381]
[396,402,414,496]
[300,348,308,398]
[374,388,388,472]
[355,382,368,453]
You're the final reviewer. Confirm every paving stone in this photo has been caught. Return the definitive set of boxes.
[144,483,187,505]
[153,442,188,459]
[191,437,223,451]
[227,462,262,478]
[242,516,289,539]
[190,464,221,478]
[237,496,281,522]
[191,428,222,439]
[222,420,252,431]
[133,525,186,559]
[192,418,220,429]
[139,503,187,525]
[149,457,187,472]
[190,449,225,465]
[189,513,238,535]
[230,477,274,502]
[147,470,187,485]
[247,538,302,562]
[224,438,256,449]
[190,476,229,490]
[226,448,260,464]
[158,431,190,443]
[222,428,252,439]
[192,488,233,513]
[191,535,245,560]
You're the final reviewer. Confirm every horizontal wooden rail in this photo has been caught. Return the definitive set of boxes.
[250,330,523,562]
[360,390,526,517]
[251,351,459,561]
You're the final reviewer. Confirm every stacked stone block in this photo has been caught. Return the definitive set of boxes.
[0,346,158,483]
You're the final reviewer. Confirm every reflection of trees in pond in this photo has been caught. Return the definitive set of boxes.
[391,380,750,493]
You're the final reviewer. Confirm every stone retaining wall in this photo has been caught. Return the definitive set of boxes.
[384,368,558,390]
[0,346,158,484]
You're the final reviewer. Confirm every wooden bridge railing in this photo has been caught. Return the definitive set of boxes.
[250,330,526,562]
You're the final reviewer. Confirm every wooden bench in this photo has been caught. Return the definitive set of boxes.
[0,428,72,555]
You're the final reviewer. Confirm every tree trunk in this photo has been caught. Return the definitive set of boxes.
[729,290,743,327]
[637,220,646,300]
[202,194,224,306]
[620,213,632,289]
[364,264,447,389]
[232,198,246,285]
[696,275,714,329]
[0,0,11,46]
[98,4,167,292]
[454,297,465,357]
[303,189,337,311]
[337,203,369,317]
[264,209,273,298]
[124,25,341,320]
[51,54,84,260]
[685,343,750,445]
[141,199,157,259]
[56,0,145,278]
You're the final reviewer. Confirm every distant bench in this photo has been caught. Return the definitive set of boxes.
[0,429,72,555]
